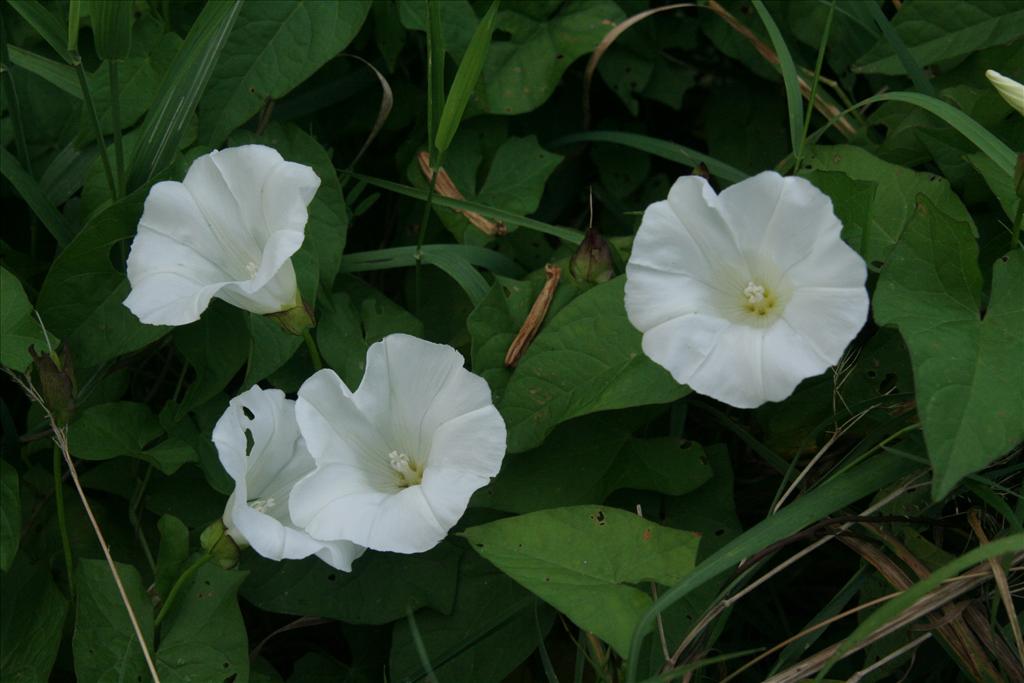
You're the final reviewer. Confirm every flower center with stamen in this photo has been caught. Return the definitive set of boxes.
[245,261,259,278]
[248,497,275,513]
[741,280,776,317]
[388,450,423,487]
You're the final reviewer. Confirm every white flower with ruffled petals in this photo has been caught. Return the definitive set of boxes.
[985,69,1024,116]
[624,171,869,409]
[124,145,320,326]
[289,334,507,554]
[213,385,364,571]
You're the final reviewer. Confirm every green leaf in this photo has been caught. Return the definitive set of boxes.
[127,0,242,189]
[7,45,80,97]
[0,556,68,681]
[155,563,248,683]
[0,147,74,246]
[966,152,1020,222]
[800,145,973,264]
[0,461,20,571]
[859,91,1016,178]
[499,277,688,452]
[474,416,712,514]
[553,131,749,185]
[68,402,196,474]
[36,196,170,368]
[241,542,461,624]
[477,1,624,115]
[154,515,190,602]
[751,0,804,155]
[7,0,73,63]
[863,1,935,96]
[244,313,303,386]
[0,267,51,372]
[90,0,133,61]
[855,0,1024,76]
[172,303,249,416]
[199,0,371,146]
[873,197,1023,498]
[464,505,700,656]
[435,1,499,154]
[232,122,350,289]
[341,244,524,277]
[390,553,552,683]
[73,560,154,683]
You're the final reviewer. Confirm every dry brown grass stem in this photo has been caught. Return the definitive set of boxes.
[840,535,1002,681]
[416,151,506,236]
[662,473,930,672]
[772,405,876,513]
[7,369,162,682]
[968,509,1024,665]
[504,264,561,367]
[762,555,1022,683]
[583,2,858,137]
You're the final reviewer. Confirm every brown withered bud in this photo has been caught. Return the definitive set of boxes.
[30,345,76,426]
[417,151,507,236]
[570,228,614,285]
[505,264,561,368]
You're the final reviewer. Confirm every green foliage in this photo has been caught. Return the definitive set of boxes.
[4,1,1021,680]
[874,197,1023,497]
[465,505,700,655]
[72,560,153,683]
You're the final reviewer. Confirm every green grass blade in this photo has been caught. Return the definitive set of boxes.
[90,0,133,61]
[624,454,921,683]
[348,172,585,244]
[406,608,441,683]
[7,45,80,97]
[1,147,74,246]
[126,0,242,190]
[864,1,935,95]
[66,0,79,53]
[7,0,72,63]
[434,1,499,155]
[751,0,804,156]
[552,131,748,184]
[817,534,1024,681]
[862,91,1016,177]
[794,0,835,169]
[426,0,446,160]
[422,247,491,305]
[341,244,524,278]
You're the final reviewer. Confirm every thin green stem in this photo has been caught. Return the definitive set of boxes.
[1011,195,1022,251]
[794,0,835,171]
[302,329,323,370]
[74,56,117,201]
[128,465,156,573]
[108,60,125,198]
[53,445,75,596]
[414,162,441,313]
[406,607,441,683]
[154,553,211,627]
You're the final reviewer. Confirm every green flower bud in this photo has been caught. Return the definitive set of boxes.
[200,519,240,570]
[570,228,614,284]
[267,300,316,336]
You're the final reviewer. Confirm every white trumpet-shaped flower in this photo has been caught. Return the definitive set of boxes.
[213,385,364,571]
[985,69,1024,116]
[624,171,869,409]
[289,334,507,554]
[124,145,320,326]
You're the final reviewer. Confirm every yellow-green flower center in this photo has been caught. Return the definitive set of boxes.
[388,450,423,487]
[742,281,777,317]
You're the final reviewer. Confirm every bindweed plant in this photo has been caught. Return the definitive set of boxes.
[1,1,1021,682]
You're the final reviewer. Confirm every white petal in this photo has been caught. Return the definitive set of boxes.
[782,287,869,364]
[685,324,774,409]
[217,250,301,314]
[624,262,729,332]
[353,334,499,460]
[213,385,364,568]
[784,232,867,289]
[718,172,843,273]
[204,145,287,243]
[261,159,322,239]
[986,69,1024,116]
[629,177,744,284]
[295,369,396,488]
[639,313,731,388]
[291,465,448,553]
